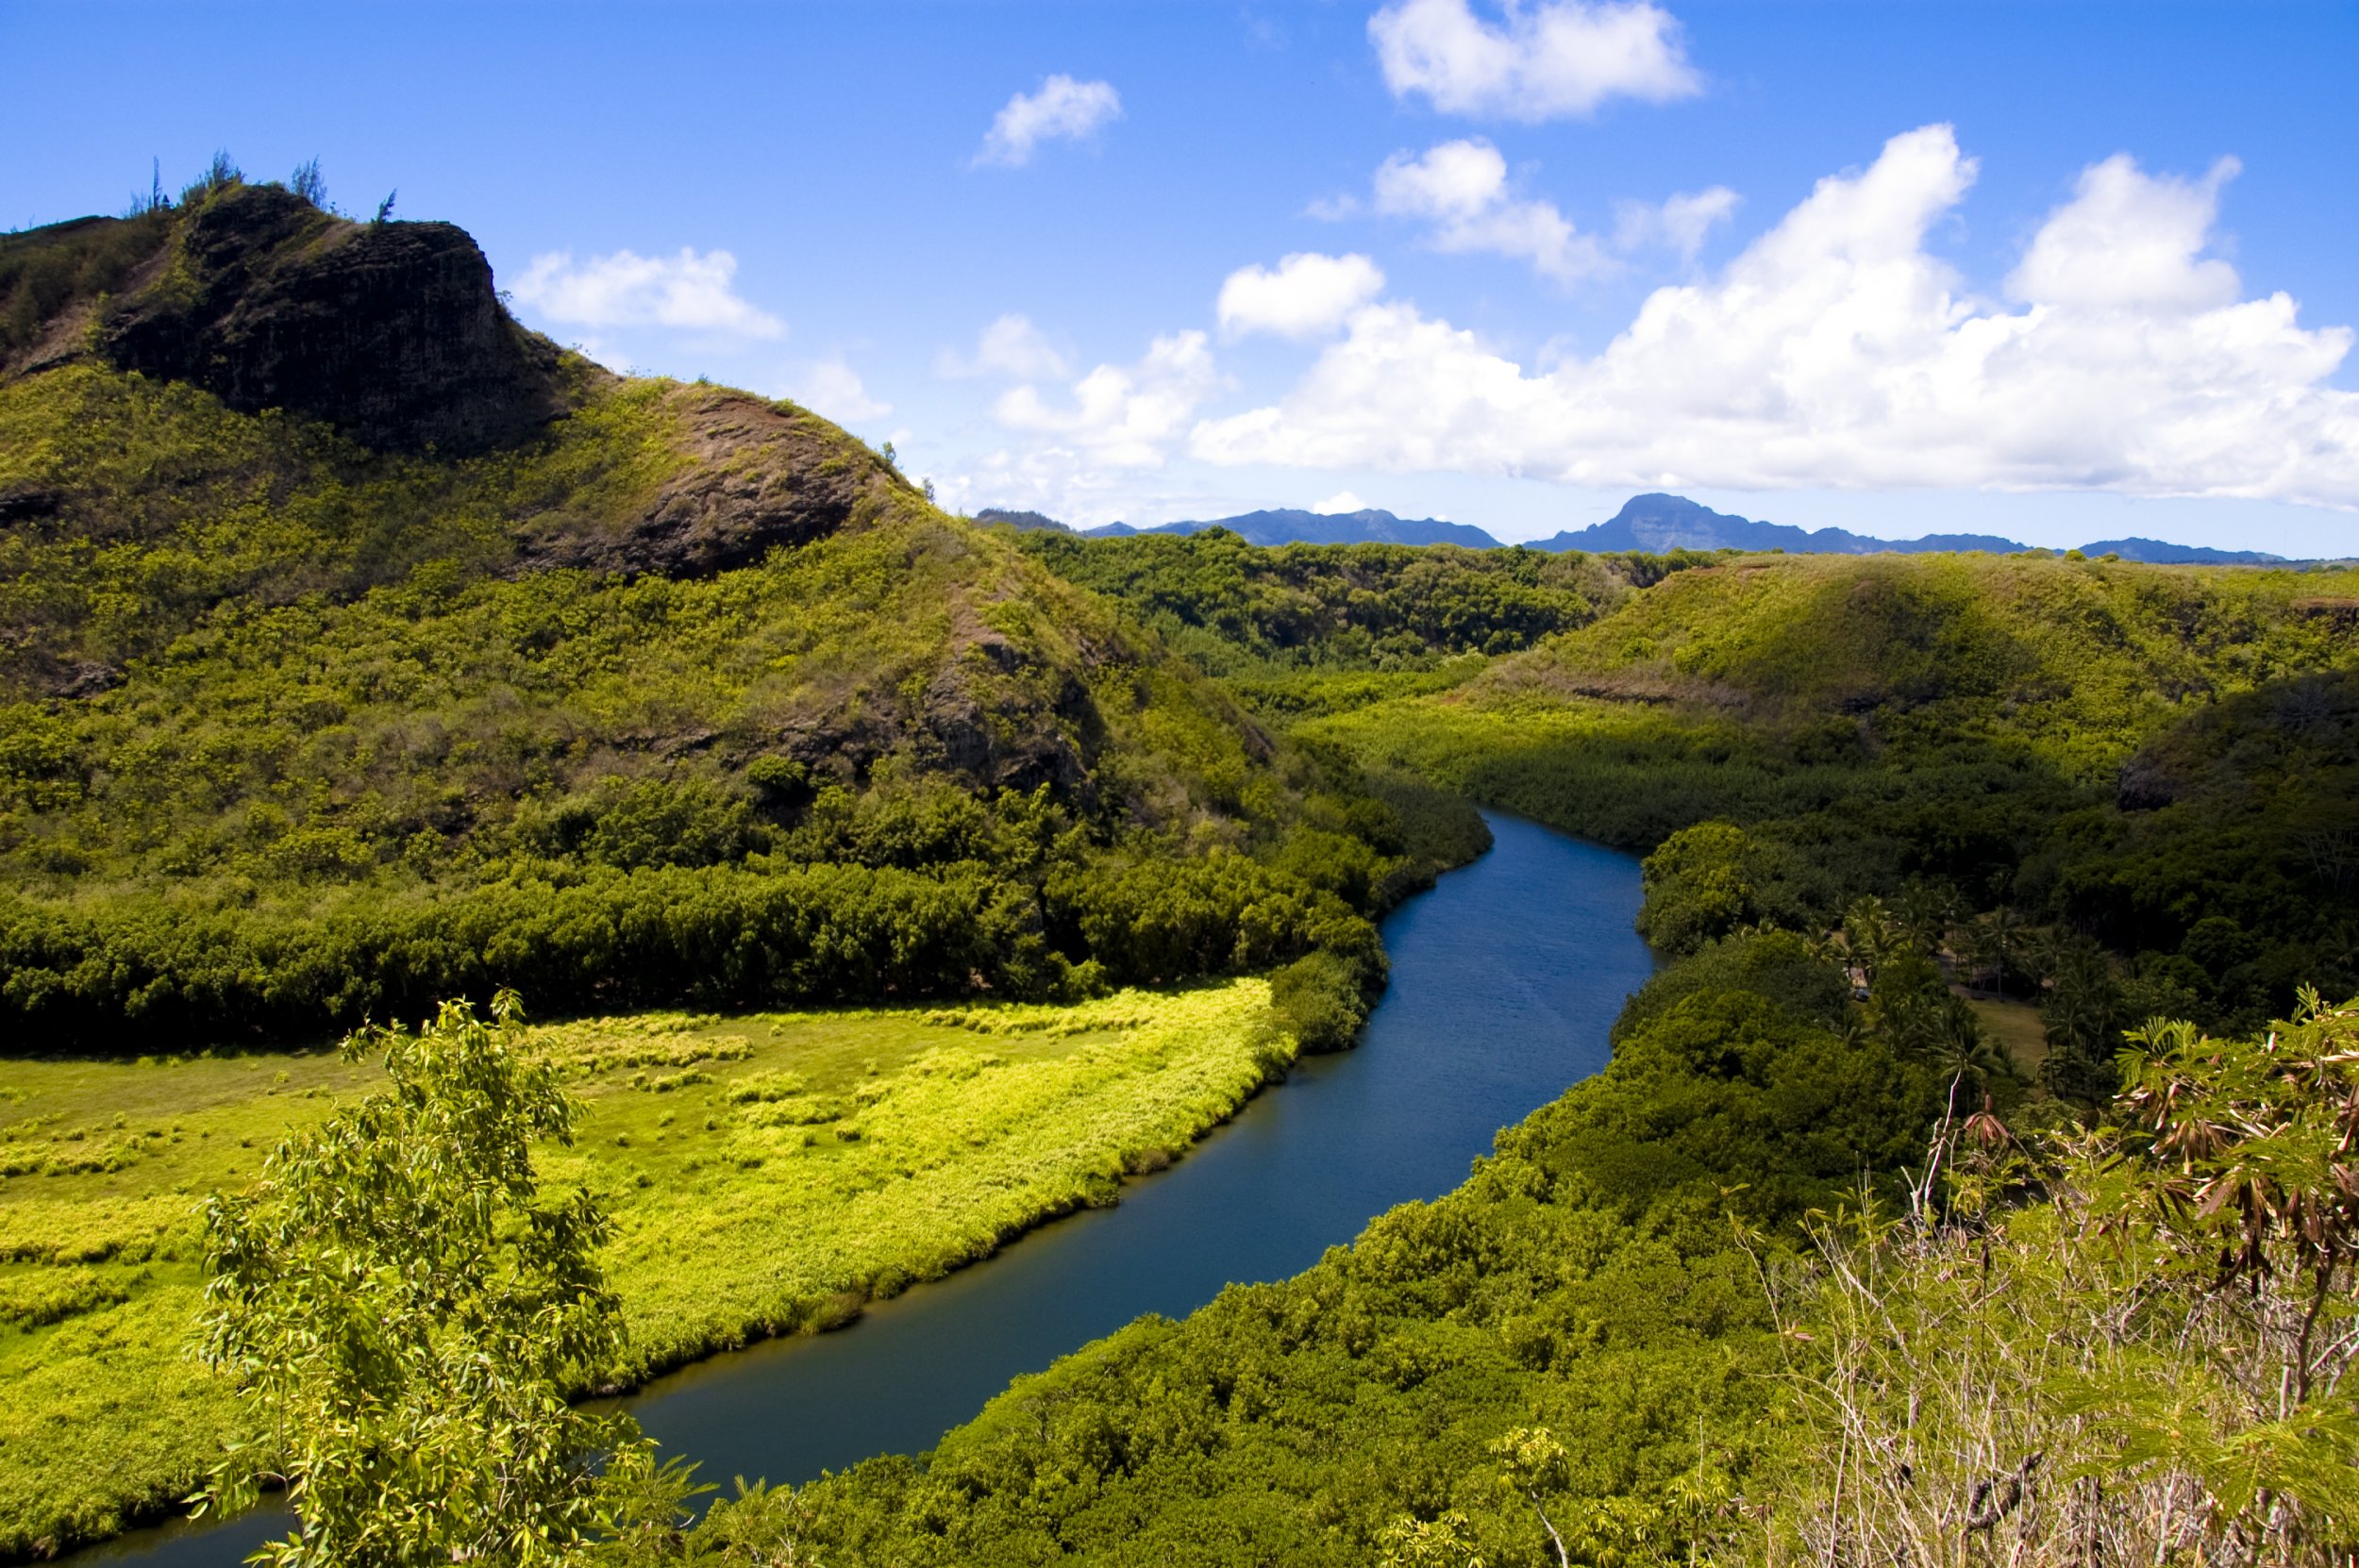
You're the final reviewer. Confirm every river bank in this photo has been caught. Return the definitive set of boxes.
[66,812,1651,1563]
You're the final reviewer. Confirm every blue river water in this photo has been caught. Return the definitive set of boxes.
[75,812,1651,1563]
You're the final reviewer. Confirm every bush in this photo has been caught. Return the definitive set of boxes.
[1613,929,1851,1044]
[1269,949,1377,1053]
[1635,821,1831,954]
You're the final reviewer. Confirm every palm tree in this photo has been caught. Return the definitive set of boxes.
[1841,895,1904,985]
[1956,906,2028,998]
[1891,879,1957,959]
[2039,936,2124,1102]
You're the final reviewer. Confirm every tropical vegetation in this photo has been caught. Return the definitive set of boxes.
[6,169,2357,1565]
[0,979,1300,1556]
[2,182,1490,1058]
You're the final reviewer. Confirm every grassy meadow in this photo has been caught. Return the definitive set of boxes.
[0,980,1291,1558]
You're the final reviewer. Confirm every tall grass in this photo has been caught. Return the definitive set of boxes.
[0,981,1290,1557]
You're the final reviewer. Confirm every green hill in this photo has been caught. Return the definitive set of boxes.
[687,546,2359,1568]
[1009,535,2359,1031]
[1007,525,1718,720]
[0,177,1465,1053]
[1481,549,2355,762]
[1310,549,2359,1034]
[0,175,1488,1556]
[17,176,2353,1566]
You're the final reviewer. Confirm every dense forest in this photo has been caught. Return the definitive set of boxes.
[609,948,2357,1565]
[593,545,2357,1563]
[1009,525,1719,720]
[0,177,1481,1059]
[3,172,2354,1565]
[1307,552,2359,1045]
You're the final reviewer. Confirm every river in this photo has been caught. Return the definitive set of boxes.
[75,812,1651,1564]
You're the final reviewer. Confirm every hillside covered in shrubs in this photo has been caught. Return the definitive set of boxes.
[597,546,2359,1565]
[8,165,2356,1567]
[0,175,1477,1055]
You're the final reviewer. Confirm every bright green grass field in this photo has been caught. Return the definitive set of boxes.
[0,980,1288,1559]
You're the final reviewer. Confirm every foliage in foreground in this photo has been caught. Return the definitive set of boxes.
[577,970,2359,1567]
[195,993,635,1567]
[1773,993,2359,1564]
[0,980,1296,1559]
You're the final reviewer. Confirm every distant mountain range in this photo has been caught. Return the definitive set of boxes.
[977,494,2293,566]
[2073,538,2292,566]
[1527,493,2026,556]
[979,506,1495,549]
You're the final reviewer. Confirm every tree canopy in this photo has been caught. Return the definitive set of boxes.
[195,993,642,1567]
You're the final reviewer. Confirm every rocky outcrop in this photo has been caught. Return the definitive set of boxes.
[517,385,921,577]
[98,183,565,455]
[918,627,1100,799]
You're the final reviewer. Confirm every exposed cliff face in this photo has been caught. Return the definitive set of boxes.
[4,187,924,579]
[2,186,964,721]
[97,182,566,455]
[517,385,924,578]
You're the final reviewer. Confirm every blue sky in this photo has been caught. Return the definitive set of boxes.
[6,0,2357,553]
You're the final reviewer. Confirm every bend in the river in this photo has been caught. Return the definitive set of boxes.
[75,811,1652,1565]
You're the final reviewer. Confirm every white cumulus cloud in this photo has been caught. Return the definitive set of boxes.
[994,331,1224,468]
[1189,125,2359,509]
[511,248,783,340]
[2007,153,2242,310]
[776,357,891,423]
[1312,490,1371,514]
[936,313,1072,379]
[976,75,1123,168]
[1217,253,1387,339]
[1373,140,1611,283]
[1369,0,1700,121]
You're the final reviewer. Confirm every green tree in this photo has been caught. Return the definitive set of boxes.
[1492,1426,1574,1567]
[194,993,643,1567]
[2038,934,2125,1102]
[1888,878,1956,958]
[1839,894,1905,984]
[1955,905,2028,998]
[1380,1510,1486,1568]
[1781,993,2359,1564]
[2119,992,2359,1405]
[1637,822,1757,953]
[290,158,326,208]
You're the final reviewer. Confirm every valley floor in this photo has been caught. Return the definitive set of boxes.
[0,981,1291,1559]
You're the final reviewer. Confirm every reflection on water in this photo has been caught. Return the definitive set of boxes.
[74,812,1649,1562]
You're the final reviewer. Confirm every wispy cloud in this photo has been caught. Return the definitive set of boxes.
[936,313,1072,379]
[1613,185,1739,260]
[975,75,1123,168]
[775,356,891,422]
[1373,140,1611,283]
[994,331,1222,467]
[1369,0,1700,121]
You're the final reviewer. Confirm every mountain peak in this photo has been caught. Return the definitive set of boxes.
[1532,495,2026,557]
[988,494,2290,566]
[7,179,569,455]
[2076,537,2285,566]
